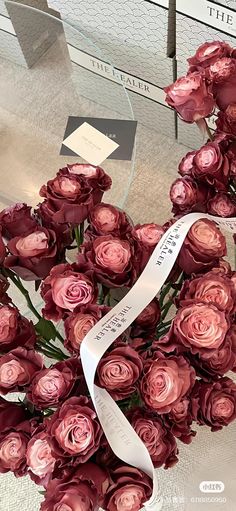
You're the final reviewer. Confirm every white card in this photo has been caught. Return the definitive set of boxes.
[62,122,119,166]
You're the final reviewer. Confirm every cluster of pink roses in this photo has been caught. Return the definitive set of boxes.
[0,41,236,511]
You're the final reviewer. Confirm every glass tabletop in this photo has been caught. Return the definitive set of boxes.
[0,1,136,211]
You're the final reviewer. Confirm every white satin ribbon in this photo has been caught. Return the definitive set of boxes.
[80,212,236,510]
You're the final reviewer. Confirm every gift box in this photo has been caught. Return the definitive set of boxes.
[176,0,236,63]
[0,0,60,67]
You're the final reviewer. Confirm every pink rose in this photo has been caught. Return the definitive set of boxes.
[207,192,236,217]
[164,72,215,123]
[192,377,236,431]
[211,59,236,110]
[130,408,178,469]
[0,348,43,395]
[178,219,227,274]
[41,462,109,511]
[165,398,196,444]
[173,302,229,354]
[27,358,79,410]
[134,223,164,247]
[79,235,134,288]
[192,142,230,191]
[170,177,211,215]
[97,346,143,400]
[87,202,131,237]
[5,226,60,281]
[0,305,36,353]
[47,396,102,464]
[178,272,235,313]
[0,420,33,476]
[188,41,232,69]
[178,151,197,176]
[27,430,56,487]
[140,352,195,413]
[216,103,236,136]
[64,304,109,354]
[0,203,37,238]
[104,465,152,511]
[131,299,161,338]
[67,163,112,204]
[41,263,97,321]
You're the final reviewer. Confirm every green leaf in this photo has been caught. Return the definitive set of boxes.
[35,318,57,341]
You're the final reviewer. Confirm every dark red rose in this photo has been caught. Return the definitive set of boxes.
[0,274,10,305]
[104,465,152,511]
[0,397,27,431]
[140,352,195,413]
[5,226,60,281]
[164,72,214,123]
[39,170,94,226]
[0,305,36,353]
[192,142,230,191]
[188,42,232,69]
[41,263,98,321]
[207,192,236,217]
[26,428,56,487]
[216,103,236,136]
[67,163,112,204]
[46,396,102,464]
[131,299,161,338]
[0,420,34,476]
[178,151,197,176]
[79,235,134,288]
[0,203,37,238]
[87,202,131,238]
[96,435,117,467]
[64,304,110,354]
[96,346,143,400]
[0,348,43,395]
[27,358,79,410]
[36,200,73,247]
[41,462,109,511]
[210,59,236,111]
[164,398,196,444]
[172,302,229,355]
[170,177,211,215]
[178,219,227,274]
[192,377,236,431]
[0,229,6,265]
[178,272,235,313]
[130,408,178,469]
[192,335,236,379]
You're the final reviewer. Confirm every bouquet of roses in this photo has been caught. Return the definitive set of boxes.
[0,40,236,511]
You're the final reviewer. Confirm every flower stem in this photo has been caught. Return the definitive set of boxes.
[74,225,81,251]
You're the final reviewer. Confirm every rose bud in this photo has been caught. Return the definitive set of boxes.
[216,103,236,137]
[64,304,109,354]
[188,41,232,69]
[178,151,197,176]
[87,202,131,239]
[79,235,134,288]
[26,429,56,487]
[39,170,94,226]
[0,305,36,353]
[192,377,236,431]
[0,397,27,431]
[41,263,98,321]
[0,348,43,395]
[27,358,79,410]
[192,142,230,191]
[104,465,152,511]
[178,219,227,274]
[67,163,112,204]
[170,177,211,215]
[41,462,109,511]
[130,408,178,469]
[0,229,6,265]
[140,352,195,414]
[47,396,102,463]
[173,302,229,355]
[35,200,73,247]
[0,420,33,476]
[165,398,196,444]
[5,226,60,281]
[97,346,143,400]
[0,203,37,239]
[164,72,215,123]
[208,192,236,217]
[178,272,235,313]
[131,299,161,338]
